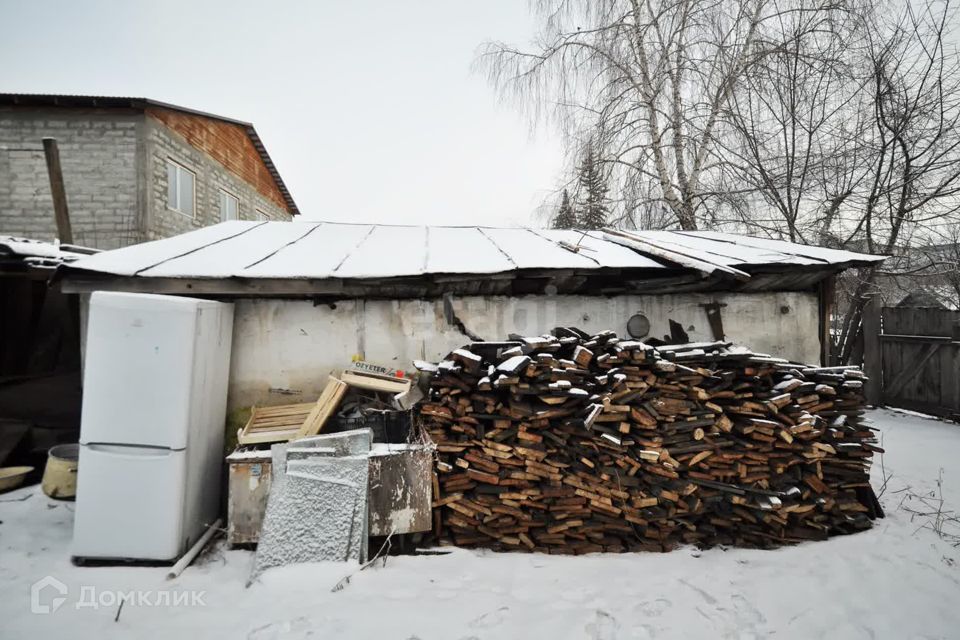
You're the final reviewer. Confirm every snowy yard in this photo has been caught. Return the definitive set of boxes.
[2,408,959,640]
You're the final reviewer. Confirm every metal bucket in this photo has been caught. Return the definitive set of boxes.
[42,443,79,500]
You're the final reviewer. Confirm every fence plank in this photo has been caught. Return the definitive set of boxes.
[943,344,960,411]
[884,307,958,336]
[885,342,941,399]
[863,297,883,404]
[919,343,942,407]
[878,307,959,418]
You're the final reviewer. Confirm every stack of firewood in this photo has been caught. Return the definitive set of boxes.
[417,329,883,554]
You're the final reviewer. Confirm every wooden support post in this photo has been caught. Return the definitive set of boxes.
[818,275,836,366]
[700,302,727,341]
[862,296,883,406]
[42,137,73,245]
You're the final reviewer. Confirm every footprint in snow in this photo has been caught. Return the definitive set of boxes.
[586,609,620,640]
[679,578,718,605]
[630,623,660,640]
[717,594,768,640]
[730,594,767,625]
[634,598,671,617]
[469,606,509,629]
[247,616,314,640]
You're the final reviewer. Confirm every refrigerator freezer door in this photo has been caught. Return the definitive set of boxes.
[80,292,201,449]
[72,444,188,561]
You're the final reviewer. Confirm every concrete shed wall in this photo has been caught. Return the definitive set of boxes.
[227,290,820,411]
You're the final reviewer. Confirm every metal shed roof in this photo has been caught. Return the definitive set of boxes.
[1,236,98,272]
[58,221,884,298]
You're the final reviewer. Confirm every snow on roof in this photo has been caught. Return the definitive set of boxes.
[0,236,97,270]
[61,221,884,282]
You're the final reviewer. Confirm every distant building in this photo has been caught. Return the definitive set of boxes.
[0,94,299,249]
[896,291,948,309]
[875,242,959,311]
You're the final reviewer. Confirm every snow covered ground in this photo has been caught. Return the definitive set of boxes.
[2,408,959,639]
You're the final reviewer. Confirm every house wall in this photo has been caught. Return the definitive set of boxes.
[144,115,289,240]
[0,106,292,250]
[146,108,288,212]
[226,290,820,410]
[0,108,143,249]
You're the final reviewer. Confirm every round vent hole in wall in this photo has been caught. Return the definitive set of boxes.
[627,313,650,338]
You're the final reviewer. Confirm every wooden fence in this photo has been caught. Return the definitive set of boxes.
[864,304,960,420]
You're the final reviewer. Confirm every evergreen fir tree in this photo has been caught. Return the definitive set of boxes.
[552,189,578,229]
[576,143,609,230]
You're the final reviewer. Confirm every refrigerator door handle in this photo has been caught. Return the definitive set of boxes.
[84,443,176,457]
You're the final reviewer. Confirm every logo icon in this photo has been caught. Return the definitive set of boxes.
[30,576,68,614]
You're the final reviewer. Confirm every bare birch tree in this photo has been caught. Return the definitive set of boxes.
[719,2,871,242]
[726,0,960,361]
[483,0,960,363]
[480,0,851,230]
[831,1,960,361]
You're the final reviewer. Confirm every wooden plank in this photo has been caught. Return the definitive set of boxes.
[296,377,348,439]
[940,343,959,412]
[880,334,955,343]
[41,138,73,244]
[341,370,411,394]
[882,338,901,407]
[919,308,957,336]
[884,341,941,399]
[247,422,308,432]
[237,402,315,444]
[255,405,316,417]
[919,340,942,408]
[237,392,340,445]
[818,275,835,366]
[950,342,960,413]
[863,296,882,404]
[883,307,960,337]
[237,427,301,445]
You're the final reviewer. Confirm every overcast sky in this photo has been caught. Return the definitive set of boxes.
[0,0,563,227]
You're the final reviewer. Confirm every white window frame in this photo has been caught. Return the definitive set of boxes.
[166,159,196,217]
[219,189,240,222]
[256,209,269,222]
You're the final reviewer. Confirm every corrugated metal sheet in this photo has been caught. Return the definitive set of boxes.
[0,236,96,269]
[63,221,885,282]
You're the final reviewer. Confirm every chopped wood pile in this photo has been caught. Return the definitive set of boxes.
[418,330,884,554]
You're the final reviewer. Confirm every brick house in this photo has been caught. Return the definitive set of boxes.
[0,94,299,249]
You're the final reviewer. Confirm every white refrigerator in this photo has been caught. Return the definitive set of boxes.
[73,292,233,562]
